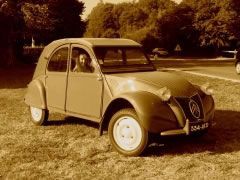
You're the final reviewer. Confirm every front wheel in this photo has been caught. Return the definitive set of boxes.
[236,62,240,74]
[108,108,148,156]
[29,106,49,125]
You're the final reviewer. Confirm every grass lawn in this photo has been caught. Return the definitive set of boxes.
[1,66,240,179]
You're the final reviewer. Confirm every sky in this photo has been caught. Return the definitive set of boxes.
[81,0,183,19]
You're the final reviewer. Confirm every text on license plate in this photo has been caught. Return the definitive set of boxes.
[190,122,209,132]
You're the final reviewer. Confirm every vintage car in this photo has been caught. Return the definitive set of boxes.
[152,47,169,58]
[25,38,215,156]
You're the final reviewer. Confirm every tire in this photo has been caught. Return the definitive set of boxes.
[29,106,49,125]
[108,108,148,156]
[236,62,240,74]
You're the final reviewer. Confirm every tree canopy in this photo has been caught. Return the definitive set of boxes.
[0,0,24,65]
[182,0,240,49]
[21,0,85,44]
[0,0,85,66]
[1,0,240,66]
[85,0,177,52]
[85,0,240,53]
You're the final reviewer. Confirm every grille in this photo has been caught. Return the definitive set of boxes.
[175,94,204,122]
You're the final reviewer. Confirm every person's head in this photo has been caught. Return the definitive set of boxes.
[79,54,88,65]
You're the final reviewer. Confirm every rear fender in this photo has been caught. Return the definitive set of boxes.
[24,79,47,109]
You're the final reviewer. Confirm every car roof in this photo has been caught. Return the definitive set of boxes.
[43,38,141,59]
[33,38,141,79]
[48,38,141,47]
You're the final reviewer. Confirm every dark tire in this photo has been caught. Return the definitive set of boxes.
[236,62,240,74]
[108,108,149,156]
[29,106,49,125]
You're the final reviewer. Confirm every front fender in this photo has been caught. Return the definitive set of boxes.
[117,91,178,133]
[202,94,215,121]
[24,79,47,109]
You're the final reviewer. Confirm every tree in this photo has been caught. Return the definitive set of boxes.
[21,2,54,44]
[156,3,197,52]
[84,2,116,38]
[194,0,235,48]
[230,0,240,46]
[48,0,85,39]
[22,0,85,44]
[118,5,148,39]
[85,0,177,52]
[137,0,177,51]
[0,0,86,66]
[0,0,24,66]
[85,0,240,53]
[182,0,239,50]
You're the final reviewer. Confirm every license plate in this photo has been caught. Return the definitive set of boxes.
[190,122,209,132]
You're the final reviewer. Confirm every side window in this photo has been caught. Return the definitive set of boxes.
[47,47,68,72]
[71,47,94,73]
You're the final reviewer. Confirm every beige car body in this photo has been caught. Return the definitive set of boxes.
[25,38,215,137]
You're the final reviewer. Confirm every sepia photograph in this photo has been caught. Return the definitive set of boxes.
[0,0,240,179]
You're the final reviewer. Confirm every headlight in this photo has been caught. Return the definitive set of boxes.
[201,83,213,95]
[156,87,171,101]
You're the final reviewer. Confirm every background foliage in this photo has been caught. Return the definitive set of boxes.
[85,0,240,54]
[0,0,85,66]
[1,0,240,65]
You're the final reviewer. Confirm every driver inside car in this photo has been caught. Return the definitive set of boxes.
[73,53,93,73]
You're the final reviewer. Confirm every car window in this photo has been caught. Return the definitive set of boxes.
[94,46,156,73]
[47,47,68,72]
[70,47,94,73]
[125,48,148,64]
[104,49,123,65]
[96,47,149,65]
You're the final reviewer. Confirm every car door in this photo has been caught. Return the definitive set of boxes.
[46,45,69,111]
[66,44,103,119]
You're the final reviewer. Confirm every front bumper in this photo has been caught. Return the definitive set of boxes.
[159,93,215,136]
[160,118,214,136]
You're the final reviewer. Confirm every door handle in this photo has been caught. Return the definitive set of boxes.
[97,74,103,81]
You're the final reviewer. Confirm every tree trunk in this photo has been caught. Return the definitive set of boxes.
[0,32,17,67]
[0,16,18,67]
[0,47,16,67]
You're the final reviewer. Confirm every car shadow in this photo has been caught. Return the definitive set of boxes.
[45,116,99,129]
[45,109,240,156]
[144,109,240,156]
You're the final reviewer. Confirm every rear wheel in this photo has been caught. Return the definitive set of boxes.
[29,106,49,125]
[236,62,240,74]
[108,108,148,156]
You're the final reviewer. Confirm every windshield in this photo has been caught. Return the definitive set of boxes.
[94,46,155,73]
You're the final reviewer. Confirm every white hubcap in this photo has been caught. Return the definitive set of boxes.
[30,107,42,122]
[113,116,142,151]
[236,63,240,74]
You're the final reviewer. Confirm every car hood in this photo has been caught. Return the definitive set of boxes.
[105,71,198,97]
